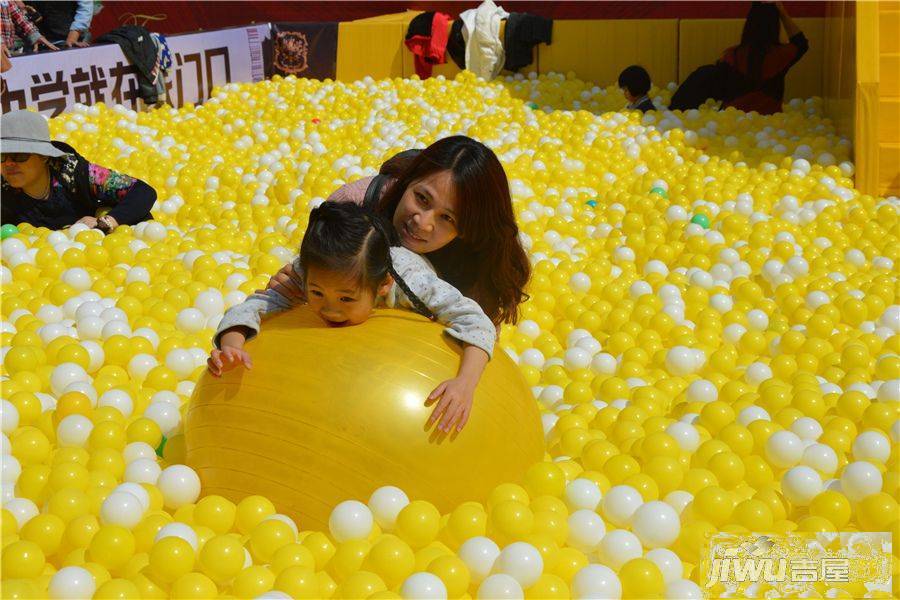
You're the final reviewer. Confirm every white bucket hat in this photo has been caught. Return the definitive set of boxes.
[1,110,67,158]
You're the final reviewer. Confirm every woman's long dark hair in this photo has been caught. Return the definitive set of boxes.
[377,136,530,326]
[738,2,781,82]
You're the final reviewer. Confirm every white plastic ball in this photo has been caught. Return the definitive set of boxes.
[571,564,621,600]
[477,574,522,600]
[367,485,410,530]
[782,466,824,506]
[564,478,602,511]
[459,537,501,583]
[56,414,93,447]
[48,566,96,600]
[851,431,891,463]
[328,500,373,542]
[492,542,543,587]
[566,509,606,553]
[100,491,146,528]
[157,465,201,509]
[840,461,883,502]
[124,458,162,485]
[401,572,448,600]
[766,430,804,468]
[631,501,680,548]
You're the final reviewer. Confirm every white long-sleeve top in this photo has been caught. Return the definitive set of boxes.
[215,246,496,358]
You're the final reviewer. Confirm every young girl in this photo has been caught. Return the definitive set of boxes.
[208,201,496,433]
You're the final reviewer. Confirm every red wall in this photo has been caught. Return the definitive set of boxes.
[92,1,826,37]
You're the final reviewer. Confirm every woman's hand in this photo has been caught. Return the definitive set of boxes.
[427,376,476,433]
[258,263,304,300]
[76,216,98,227]
[96,215,118,233]
[207,346,253,377]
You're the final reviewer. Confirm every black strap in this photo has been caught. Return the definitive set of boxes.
[363,174,390,211]
[389,265,436,321]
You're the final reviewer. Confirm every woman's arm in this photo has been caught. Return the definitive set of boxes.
[427,344,489,432]
[775,1,801,38]
[87,164,156,225]
[390,248,498,432]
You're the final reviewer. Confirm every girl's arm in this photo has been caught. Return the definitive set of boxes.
[207,328,253,376]
[213,287,298,349]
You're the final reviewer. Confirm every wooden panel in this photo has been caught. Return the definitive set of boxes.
[880,99,900,143]
[881,54,900,96]
[538,20,678,88]
[878,143,900,195]
[880,10,900,53]
[336,22,405,82]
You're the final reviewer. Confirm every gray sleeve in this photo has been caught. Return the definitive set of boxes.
[391,249,496,358]
[213,290,296,349]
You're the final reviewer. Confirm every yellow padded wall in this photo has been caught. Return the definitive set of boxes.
[538,20,677,87]
[678,18,825,100]
[337,21,405,82]
[823,2,855,140]
[877,2,899,195]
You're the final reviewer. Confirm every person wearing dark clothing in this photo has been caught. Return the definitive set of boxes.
[1,110,155,232]
[96,25,163,104]
[618,65,655,113]
[503,13,552,72]
[720,0,808,115]
[25,0,93,47]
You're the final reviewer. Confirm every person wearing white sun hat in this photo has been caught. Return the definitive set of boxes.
[1,109,156,232]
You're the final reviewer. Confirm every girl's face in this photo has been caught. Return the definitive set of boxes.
[392,170,460,254]
[305,266,392,327]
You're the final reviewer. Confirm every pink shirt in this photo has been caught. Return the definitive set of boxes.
[326,176,380,205]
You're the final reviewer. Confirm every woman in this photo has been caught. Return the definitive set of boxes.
[1,110,156,232]
[265,135,530,326]
[720,1,809,115]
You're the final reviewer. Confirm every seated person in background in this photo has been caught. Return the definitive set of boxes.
[618,65,655,113]
[720,0,808,115]
[25,0,94,47]
[1,110,156,232]
[0,0,57,54]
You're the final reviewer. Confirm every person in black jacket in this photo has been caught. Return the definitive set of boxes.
[618,65,655,113]
[1,110,155,232]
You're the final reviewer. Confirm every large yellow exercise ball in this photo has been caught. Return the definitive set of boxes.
[185,308,544,531]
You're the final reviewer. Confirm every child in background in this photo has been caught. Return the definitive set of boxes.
[618,65,655,113]
[208,201,497,433]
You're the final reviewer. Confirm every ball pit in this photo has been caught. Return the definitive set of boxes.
[0,69,898,599]
[185,307,543,531]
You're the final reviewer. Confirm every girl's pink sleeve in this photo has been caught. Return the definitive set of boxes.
[326,176,376,206]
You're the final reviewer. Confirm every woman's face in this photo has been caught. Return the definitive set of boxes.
[392,170,460,254]
[1,153,47,189]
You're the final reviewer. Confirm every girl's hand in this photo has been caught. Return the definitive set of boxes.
[76,216,98,227]
[34,37,58,52]
[427,377,475,433]
[257,264,304,301]
[207,347,253,377]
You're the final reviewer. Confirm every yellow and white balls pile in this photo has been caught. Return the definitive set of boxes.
[1,70,898,599]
